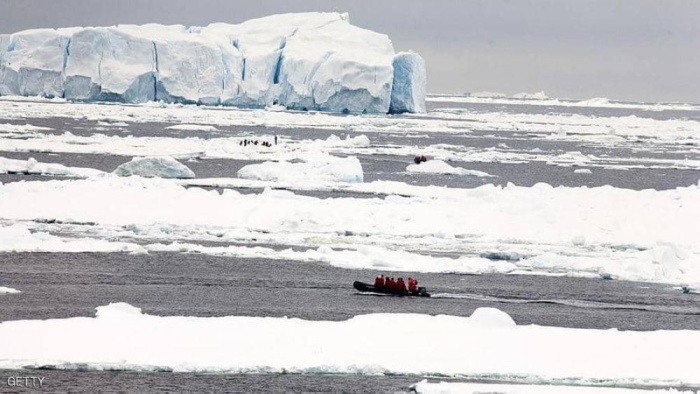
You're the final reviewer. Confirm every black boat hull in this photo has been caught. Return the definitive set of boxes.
[353,281,431,297]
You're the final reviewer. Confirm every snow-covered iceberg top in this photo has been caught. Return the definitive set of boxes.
[0,303,698,386]
[0,13,426,114]
[114,156,195,179]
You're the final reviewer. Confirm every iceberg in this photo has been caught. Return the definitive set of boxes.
[0,13,427,113]
[113,156,195,179]
[389,51,427,113]
[0,29,72,97]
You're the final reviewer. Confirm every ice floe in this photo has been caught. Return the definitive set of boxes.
[113,156,195,179]
[0,156,103,177]
[0,224,145,253]
[0,177,698,286]
[165,124,219,132]
[410,381,694,394]
[406,160,492,177]
[238,154,363,183]
[0,286,20,294]
[0,123,51,134]
[0,303,698,386]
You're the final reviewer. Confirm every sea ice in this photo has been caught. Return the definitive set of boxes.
[406,160,491,177]
[0,224,145,253]
[165,124,219,132]
[0,304,697,386]
[0,177,698,286]
[410,381,693,394]
[237,153,363,183]
[113,156,195,179]
[0,156,103,177]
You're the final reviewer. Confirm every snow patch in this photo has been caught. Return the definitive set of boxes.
[0,287,20,294]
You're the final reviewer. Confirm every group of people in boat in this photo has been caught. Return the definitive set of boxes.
[374,274,419,293]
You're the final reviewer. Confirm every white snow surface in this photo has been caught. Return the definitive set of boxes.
[0,176,698,286]
[237,153,363,183]
[406,160,492,177]
[0,224,144,253]
[0,13,426,113]
[0,303,698,386]
[411,381,694,394]
[0,123,51,134]
[0,156,103,177]
[113,156,195,179]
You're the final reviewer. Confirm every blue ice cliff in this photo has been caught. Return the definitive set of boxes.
[0,13,426,114]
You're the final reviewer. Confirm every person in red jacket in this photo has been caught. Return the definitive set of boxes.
[408,277,418,293]
[374,275,385,288]
[386,277,395,291]
[396,278,407,293]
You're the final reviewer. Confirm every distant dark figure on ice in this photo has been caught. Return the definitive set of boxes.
[413,155,428,164]
[356,274,429,297]
[239,136,278,148]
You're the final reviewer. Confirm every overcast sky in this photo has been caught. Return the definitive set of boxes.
[1,0,698,102]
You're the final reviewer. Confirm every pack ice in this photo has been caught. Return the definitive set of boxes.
[0,13,426,114]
